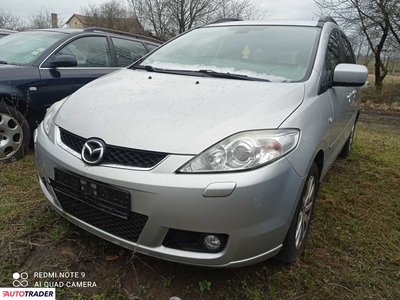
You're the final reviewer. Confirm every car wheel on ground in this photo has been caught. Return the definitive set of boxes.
[0,104,30,163]
[340,123,356,158]
[276,162,319,263]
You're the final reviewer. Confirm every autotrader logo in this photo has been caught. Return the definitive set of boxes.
[12,272,28,287]
[81,139,106,166]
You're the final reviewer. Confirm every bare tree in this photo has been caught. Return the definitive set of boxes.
[81,0,145,34]
[169,0,223,34]
[130,0,174,39]
[28,9,64,29]
[129,0,266,40]
[315,0,394,88]
[388,3,400,48]
[213,0,267,20]
[0,10,24,30]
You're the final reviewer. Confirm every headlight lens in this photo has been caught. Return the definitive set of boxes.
[43,97,68,136]
[179,129,300,173]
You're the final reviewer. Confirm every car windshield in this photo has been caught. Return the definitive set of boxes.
[138,25,319,82]
[0,31,65,65]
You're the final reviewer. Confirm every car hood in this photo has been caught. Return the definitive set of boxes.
[55,69,304,155]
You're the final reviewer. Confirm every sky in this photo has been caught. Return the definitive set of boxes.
[0,0,318,24]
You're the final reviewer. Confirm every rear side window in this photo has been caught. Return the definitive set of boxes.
[112,38,148,67]
[341,35,355,63]
[55,36,111,67]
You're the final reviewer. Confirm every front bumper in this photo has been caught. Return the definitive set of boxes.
[35,124,305,267]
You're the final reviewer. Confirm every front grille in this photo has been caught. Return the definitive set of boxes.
[59,128,85,154]
[54,190,148,243]
[59,128,168,169]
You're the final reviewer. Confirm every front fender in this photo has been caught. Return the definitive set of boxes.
[0,84,28,104]
[280,94,331,178]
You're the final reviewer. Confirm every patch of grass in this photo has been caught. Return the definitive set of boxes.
[362,75,400,107]
[0,115,399,299]
[199,280,211,292]
[306,122,400,299]
[0,155,63,284]
[164,276,175,287]
[138,283,150,294]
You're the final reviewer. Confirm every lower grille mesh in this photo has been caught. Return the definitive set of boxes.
[54,191,148,243]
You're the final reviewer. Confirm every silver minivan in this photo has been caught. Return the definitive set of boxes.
[35,17,368,267]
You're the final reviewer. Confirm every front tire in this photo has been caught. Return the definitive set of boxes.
[276,162,319,263]
[0,104,30,163]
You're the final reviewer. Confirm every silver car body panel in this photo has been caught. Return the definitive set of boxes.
[35,20,365,267]
[35,124,305,267]
[205,20,319,27]
[55,69,305,155]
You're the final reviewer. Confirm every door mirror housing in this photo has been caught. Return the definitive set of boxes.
[49,55,77,68]
[333,63,368,87]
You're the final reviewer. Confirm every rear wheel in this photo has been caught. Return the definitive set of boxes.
[276,162,318,263]
[0,104,30,163]
[340,123,355,158]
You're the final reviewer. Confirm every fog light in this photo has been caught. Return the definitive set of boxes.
[203,235,221,251]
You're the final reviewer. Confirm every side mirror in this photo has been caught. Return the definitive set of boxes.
[333,63,368,87]
[48,55,77,68]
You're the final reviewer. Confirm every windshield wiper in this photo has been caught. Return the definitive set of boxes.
[133,65,270,81]
[133,65,197,76]
[198,69,270,82]
[0,60,21,66]
[134,65,156,72]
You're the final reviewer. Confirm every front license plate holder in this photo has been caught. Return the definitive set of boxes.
[53,168,131,219]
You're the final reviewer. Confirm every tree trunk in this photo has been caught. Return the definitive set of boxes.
[375,53,382,90]
[393,59,398,75]
[364,47,371,67]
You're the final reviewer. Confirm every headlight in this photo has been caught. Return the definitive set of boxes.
[178,129,300,173]
[42,97,68,136]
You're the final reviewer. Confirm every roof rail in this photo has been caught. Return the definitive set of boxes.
[83,27,163,44]
[207,18,242,25]
[317,16,338,26]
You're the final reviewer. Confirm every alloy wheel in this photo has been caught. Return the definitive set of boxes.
[295,175,315,249]
[0,112,24,160]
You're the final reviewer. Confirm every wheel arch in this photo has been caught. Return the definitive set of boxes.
[0,85,29,116]
[313,150,324,183]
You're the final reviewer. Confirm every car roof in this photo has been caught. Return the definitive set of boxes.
[205,17,341,29]
[205,20,320,28]
[25,28,162,44]
[27,28,83,34]
[0,28,18,33]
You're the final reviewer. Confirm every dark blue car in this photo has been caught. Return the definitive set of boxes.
[0,29,16,39]
[0,28,161,162]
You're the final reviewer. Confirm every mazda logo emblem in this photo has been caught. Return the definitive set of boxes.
[81,139,106,166]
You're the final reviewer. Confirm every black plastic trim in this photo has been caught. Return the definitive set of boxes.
[317,16,338,27]
[207,18,242,25]
[83,27,162,44]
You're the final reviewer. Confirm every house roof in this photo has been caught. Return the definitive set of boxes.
[65,13,145,34]
[65,14,89,25]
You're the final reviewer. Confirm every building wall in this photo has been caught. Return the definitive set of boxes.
[67,16,84,29]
